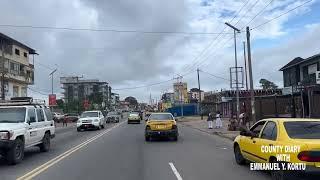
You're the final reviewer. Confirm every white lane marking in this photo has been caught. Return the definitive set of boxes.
[17,121,125,180]
[169,162,183,180]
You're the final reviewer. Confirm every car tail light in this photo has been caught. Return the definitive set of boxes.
[172,125,177,130]
[146,125,151,130]
[298,151,320,162]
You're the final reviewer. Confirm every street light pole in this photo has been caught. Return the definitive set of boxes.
[225,22,241,122]
[49,69,57,95]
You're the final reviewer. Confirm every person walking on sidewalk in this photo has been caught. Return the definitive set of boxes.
[207,112,214,129]
[215,111,222,129]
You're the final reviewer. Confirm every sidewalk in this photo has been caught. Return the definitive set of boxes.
[179,116,239,141]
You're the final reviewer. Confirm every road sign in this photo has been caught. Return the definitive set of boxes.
[49,94,57,106]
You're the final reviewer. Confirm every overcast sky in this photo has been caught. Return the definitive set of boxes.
[0,0,319,103]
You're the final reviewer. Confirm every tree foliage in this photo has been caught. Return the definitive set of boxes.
[125,96,138,105]
[259,79,278,90]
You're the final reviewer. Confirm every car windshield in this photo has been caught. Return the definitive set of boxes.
[80,112,98,118]
[0,108,26,123]
[149,114,173,121]
[284,121,320,139]
[108,112,117,116]
[129,113,139,117]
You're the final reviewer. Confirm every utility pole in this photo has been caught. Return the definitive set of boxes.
[225,22,240,122]
[246,27,256,122]
[197,68,202,119]
[243,42,248,91]
[1,39,6,100]
[49,69,57,112]
[49,69,57,95]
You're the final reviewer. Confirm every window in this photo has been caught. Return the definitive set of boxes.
[10,62,20,75]
[0,108,26,123]
[44,109,53,121]
[36,109,45,122]
[148,113,174,120]
[261,122,277,140]
[23,52,28,57]
[250,121,266,136]
[13,86,19,97]
[15,48,20,55]
[284,121,320,139]
[27,108,36,123]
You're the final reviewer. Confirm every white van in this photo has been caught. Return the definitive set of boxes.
[0,98,55,165]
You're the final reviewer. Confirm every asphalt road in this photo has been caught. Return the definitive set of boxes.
[0,117,318,180]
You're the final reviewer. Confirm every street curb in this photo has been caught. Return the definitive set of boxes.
[181,123,237,141]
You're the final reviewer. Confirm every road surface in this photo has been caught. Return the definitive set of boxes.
[0,118,317,180]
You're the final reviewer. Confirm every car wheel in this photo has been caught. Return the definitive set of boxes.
[40,132,51,152]
[101,125,105,129]
[270,160,290,180]
[77,128,81,132]
[6,138,24,165]
[234,144,246,165]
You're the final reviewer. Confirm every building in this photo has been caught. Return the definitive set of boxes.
[173,82,188,103]
[280,53,320,117]
[0,33,37,100]
[60,77,110,107]
[161,92,174,103]
[189,88,204,103]
[110,92,120,109]
[280,54,320,94]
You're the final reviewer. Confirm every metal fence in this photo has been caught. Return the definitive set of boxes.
[201,93,320,122]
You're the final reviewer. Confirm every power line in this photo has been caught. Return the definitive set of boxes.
[113,70,195,91]
[182,0,252,72]
[28,87,48,96]
[0,24,232,35]
[183,0,255,73]
[246,0,275,26]
[251,0,313,30]
[200,69,230,82]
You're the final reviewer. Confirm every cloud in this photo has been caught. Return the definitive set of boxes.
[0,0,317,102]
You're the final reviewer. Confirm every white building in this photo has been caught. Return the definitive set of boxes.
[0,33,37,100]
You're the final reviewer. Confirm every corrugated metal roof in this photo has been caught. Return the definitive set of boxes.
[279,53,320,71]
[0,32,37,54]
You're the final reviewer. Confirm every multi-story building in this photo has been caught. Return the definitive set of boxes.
[110,92,120,109]
[0,33,37,100]
[189,88,204,103]
[60,77,110,106]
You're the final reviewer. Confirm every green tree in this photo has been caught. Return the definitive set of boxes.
[125,96,138,105]
[259,79,278,90]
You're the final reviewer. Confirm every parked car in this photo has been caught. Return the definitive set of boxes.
[53,112,64,123]
[145,113,178,141]
[234,118,320,179]
[77,111,106,131]
[0,98,55,165]
[107,111,120,123]
[64,113,79,122]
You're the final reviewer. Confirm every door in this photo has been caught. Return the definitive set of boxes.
[240,121,266,162]
[26,108,38,146]
[257,121,278,162]
[35,108,46,143]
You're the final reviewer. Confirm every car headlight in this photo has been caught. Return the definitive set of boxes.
[0,131,13,140]
[94,119,99,122]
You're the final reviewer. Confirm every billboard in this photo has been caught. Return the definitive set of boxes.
[173,82,188,103]
[49,94,57,106]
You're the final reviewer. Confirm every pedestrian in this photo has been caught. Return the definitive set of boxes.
[215,111,222,129]
[207,112,213,129]
[63,116,68,127]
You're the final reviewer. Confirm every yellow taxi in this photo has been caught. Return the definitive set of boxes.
[145,113,178,141]
[234,118,320,179]
[127,112,141,124]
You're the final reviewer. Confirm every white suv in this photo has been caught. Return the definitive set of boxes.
[0,98,55,165]
[77,111,106,131]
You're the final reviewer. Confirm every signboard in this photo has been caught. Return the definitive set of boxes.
[83,99,90,110]
[317,71,320,84]
[173,82,188,103]
[48,94,57,106]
